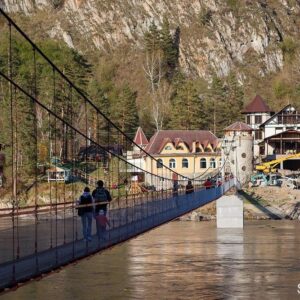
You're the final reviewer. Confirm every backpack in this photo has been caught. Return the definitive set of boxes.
[94,187,107,203]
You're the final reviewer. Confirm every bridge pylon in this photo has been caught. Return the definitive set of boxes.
[216,192,244,228]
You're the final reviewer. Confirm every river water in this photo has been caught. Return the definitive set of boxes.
[1,220,300,299]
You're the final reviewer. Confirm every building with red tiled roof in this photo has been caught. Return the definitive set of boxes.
[242,95,274,158]
[145,130,219,154]
[242,98,300,170]
[143,130,221,186]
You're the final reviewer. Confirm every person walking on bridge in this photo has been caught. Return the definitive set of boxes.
[78,187,93,242]
[92,180,112,216]
[185,180,194,194]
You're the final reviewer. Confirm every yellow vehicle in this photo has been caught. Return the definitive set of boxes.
[255,152,300,174]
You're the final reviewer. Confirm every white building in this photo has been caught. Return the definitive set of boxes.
[242,95,273,158]
[125,127,148,180]
[243,96,300,170]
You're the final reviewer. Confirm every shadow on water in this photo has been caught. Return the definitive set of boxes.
[238,190,283,220]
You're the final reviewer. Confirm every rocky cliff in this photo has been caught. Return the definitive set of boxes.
[1,0,300,81]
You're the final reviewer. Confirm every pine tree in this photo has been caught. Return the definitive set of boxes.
[111,84,139,141]
[225,72,244,125]
[88,81,111,145]
[160,16,178,80]
[208,75,227,136]
[169,80,202,130]
[0,35,93,183]
[143,18,180,130]
[144,21,161,53]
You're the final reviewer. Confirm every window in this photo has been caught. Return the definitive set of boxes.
[164,145,172,150]
[169,158,176,169]
[246,115,251,124]
[219,158,222,167]
[182,158,189,168]
[195,142,201,153]
[241,153,246,158]
[200,158,207,168]
[176,146,184,150]
[255,115,262,124]
[210,158,216,168]
[254,130,262,140]
[157,159,163,169]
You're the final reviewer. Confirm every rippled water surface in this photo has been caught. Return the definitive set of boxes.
[2,220,300,299]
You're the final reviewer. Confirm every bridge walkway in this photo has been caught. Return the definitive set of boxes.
[0,182,233,291]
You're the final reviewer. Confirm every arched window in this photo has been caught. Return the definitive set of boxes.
[182,158,189,168]
[157,159,163,169]
[210,158,216,168]
[164,145,172,150]
[169,158,176,169]
[219,158,222,167]
[200,158,207,169]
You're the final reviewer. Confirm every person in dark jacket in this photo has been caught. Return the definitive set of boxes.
[78,187,93,242]
[185,180,194,194]
[92,180,112,216]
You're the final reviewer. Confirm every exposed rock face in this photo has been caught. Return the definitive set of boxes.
[1,0,300,79]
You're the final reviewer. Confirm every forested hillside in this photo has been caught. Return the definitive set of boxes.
[1,0,300,137]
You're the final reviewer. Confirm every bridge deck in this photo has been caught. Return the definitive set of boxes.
[0,182,233,291]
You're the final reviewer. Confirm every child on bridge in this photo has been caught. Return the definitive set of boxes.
[95,209,110,241]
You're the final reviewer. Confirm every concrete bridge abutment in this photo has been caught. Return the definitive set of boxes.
[216,193,244,228]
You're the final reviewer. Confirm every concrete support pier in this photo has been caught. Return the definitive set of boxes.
[217,194,244,228]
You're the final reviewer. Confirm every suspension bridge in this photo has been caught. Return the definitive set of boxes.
[0,8,235,292]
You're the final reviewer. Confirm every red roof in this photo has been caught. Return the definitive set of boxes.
[144,130,219,154]
[224,122,252,131]
[133,127,148,146]
[242,95,273,114]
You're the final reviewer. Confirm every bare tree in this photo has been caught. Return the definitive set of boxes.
[152,80,172,130]
[143,50,171,130]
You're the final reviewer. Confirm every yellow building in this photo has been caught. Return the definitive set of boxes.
[137,129,221,188]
